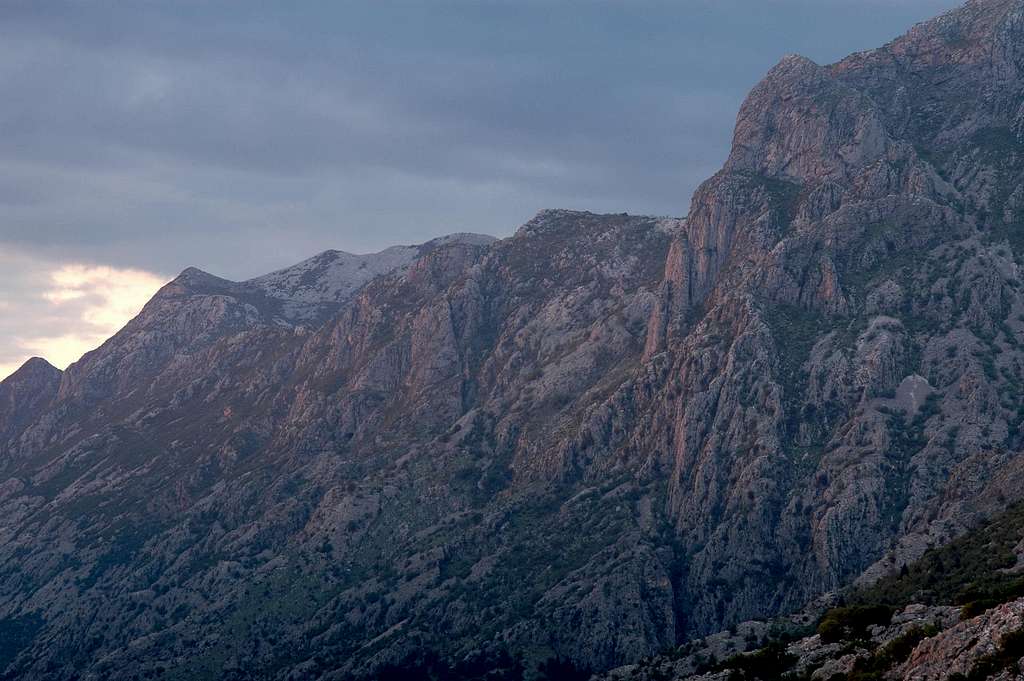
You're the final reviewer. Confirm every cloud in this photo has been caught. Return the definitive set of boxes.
[0,248,167,380]
[0,1,960,278]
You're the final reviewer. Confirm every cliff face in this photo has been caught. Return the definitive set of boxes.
[3,1,1024,679]
[0,213,678,679]
[628,0,1024,634]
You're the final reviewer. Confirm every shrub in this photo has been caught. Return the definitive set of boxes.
[851,502,1024,612]
[959,600,992,620]
[536,656,590,681]
[817,606,893,644]
[717,641,797,680]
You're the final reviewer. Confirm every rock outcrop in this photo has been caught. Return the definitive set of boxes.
[3,1,1024,679]
[626,0,1024,635]
[0,358,60,446]
[601,599,1024,681]
[897,600,1024,680]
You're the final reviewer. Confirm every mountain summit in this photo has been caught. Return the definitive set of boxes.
[3,2,1024,679]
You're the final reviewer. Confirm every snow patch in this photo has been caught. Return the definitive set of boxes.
[242,233,497,321]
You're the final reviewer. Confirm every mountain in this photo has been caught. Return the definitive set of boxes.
[599,501,1024,681]
[0,358,60,446]
[4,0,1024,679]
[246,234,498,323]
[0,213,676,679]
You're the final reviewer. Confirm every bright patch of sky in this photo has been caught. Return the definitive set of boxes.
[0,249,166,378]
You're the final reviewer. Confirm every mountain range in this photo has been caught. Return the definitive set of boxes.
[4,1,1024,679]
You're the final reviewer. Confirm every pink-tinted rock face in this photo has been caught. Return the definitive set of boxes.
[627,0,1024,636]
[6,1,1024,679]
[897,599,1024,680]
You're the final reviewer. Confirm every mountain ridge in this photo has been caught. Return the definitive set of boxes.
[4,1,1024,679]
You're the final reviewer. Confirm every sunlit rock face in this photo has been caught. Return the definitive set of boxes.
[5,1,1024,679]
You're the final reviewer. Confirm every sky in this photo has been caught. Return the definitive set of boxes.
[0,0,963,380]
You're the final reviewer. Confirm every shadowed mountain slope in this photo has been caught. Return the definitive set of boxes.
[4,1,1024,679]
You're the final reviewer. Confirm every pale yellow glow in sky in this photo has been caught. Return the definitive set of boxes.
[44,264,167,334]
[1,262,167,381]
[0,362,23,383]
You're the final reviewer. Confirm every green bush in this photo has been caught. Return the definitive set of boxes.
[817,617,845,644]
[717,641,797,680]
[817,606,893,644]
[852,502,1024,613]
[841,625,938,681]
[959,600,992,620]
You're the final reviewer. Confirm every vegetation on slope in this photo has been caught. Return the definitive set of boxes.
[678,503,1024,681]
[850,501,1024,617]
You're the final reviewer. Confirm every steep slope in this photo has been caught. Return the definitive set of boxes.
[0,212,676,679]
[7,234,494,468]
[4,1,1024,679]
[610,0,1024,634]
[0,358,60,447]
[600,502,1024,681]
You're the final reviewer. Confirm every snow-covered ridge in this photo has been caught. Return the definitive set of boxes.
[212,232,496,322]
[248,233,497,304]
[247,245,421,305]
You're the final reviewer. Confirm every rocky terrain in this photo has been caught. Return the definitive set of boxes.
[246,234,497,323]
[600,499,1024,680]
[0,358,60,446]
[603,598,1023,681]
[4,0,1024,679]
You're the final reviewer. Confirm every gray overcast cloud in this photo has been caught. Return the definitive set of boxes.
[0,0,961,377]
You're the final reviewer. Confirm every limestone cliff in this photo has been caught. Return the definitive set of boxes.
[3,1,1024,679]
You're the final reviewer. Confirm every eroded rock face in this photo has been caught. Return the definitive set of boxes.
[599,602,964,681]
[617,0,1024,636]
[0,211,676,679]
[0,358,60,447]
[4,1,1024,679]
[897,599,1024,680]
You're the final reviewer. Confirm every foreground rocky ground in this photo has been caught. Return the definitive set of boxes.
[604,599,1022,681]
[603,502,1024,680]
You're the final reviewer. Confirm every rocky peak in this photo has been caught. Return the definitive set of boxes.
[145,267,234,307]
[727,52,889,185]
[46,233,497,418]
[420,232,498,250]
[726,0,1024,198]
[897,0,1022,58]
[832,0,1024,151]
[246,233,496,321]
[516,208,612,236]
[246,245,419,313]
[7,2,1024,679]
[171,266,227,288]
[663,0,1024,341]
[0,357,61,446]
[638,0,1024,643]
[7,356,59,378]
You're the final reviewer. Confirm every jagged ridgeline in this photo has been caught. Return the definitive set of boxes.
[4,0,1024,679]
